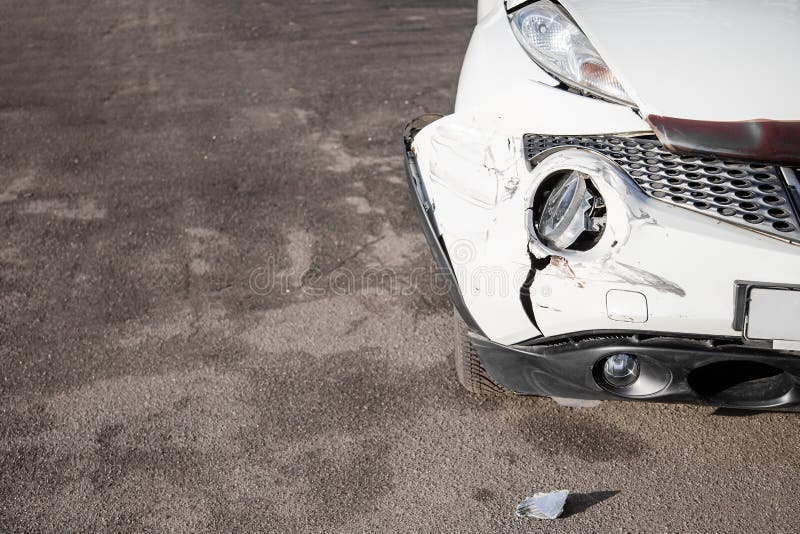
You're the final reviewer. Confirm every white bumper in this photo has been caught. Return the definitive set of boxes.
[411,5,800,345]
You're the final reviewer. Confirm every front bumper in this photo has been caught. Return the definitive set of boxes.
[404,116,800,411]
[404,116,486,336]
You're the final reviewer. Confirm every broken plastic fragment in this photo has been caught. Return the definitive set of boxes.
[551,397,601,408]
[516,490,569,519]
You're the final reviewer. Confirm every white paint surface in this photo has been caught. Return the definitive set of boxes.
[747,288,800,342]
[409,1,800,344]
[606,290,648,323]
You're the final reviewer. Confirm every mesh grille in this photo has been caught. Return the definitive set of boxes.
[524,134,800,242]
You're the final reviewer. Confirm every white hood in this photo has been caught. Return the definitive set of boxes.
[560,0,800,122]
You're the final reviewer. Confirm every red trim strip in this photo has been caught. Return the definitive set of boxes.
[647,115,800,165]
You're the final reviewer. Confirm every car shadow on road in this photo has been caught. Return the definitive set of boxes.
[560,490,620,518]
[711,408,766,417]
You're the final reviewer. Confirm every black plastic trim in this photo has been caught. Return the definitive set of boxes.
[517,328,740,347]
[505,0,537,14]
[471,332,800,411]
[783,168,800,220]
[732,282,750,332]
[403,116,486,336]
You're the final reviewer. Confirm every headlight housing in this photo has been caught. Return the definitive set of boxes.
[509,0,633,106]
[533,170,606,250]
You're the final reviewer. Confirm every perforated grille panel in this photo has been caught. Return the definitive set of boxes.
[523,134,800,242]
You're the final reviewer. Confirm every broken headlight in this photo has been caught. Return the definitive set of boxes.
[509,0,633,106]
[533,170,606,250]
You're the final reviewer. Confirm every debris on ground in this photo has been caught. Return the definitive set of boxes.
[516,490,569,519]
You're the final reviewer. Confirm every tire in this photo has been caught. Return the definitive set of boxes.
[453,309,507,395]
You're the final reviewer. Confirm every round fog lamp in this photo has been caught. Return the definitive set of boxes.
[602,353,640,388]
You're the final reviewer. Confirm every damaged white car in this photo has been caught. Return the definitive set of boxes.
[404,0,800,410]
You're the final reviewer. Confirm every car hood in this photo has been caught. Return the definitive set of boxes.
[560,0,800,122]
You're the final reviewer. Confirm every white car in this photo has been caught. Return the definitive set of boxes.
[404,0,800,410]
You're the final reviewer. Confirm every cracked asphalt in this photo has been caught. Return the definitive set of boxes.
[1,0,799,531]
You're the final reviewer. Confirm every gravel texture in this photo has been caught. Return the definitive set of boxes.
[1,1,799,531]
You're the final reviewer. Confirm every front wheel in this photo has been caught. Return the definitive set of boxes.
[453,310,507,395]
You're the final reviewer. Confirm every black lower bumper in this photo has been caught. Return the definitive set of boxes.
[473,332,800,411]
[403,116,800,412]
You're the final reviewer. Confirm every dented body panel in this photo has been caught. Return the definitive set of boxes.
[405,1,800,409]
[413,120,800,343]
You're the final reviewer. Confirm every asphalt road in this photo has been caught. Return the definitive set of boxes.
[1,1,799,531]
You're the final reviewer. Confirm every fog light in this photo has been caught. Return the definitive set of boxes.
[602,353,640,388]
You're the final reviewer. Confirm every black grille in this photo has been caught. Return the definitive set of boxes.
[524,134,800,242]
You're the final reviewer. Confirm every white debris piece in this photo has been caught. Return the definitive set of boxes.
[515,490,569,519]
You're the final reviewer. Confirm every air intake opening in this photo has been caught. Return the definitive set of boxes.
[687,361,794,404]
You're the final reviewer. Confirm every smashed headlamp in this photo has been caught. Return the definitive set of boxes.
[509,0,633,106]
[533,170,606,250]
